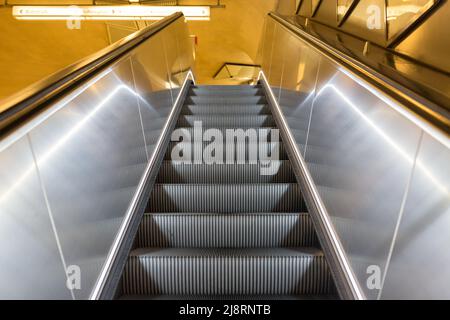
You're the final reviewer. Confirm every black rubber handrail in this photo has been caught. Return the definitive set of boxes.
[0,12,183,135]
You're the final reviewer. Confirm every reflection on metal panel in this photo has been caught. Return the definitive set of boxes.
[340,0,387,46]
[27,60,147,299]
[162,19,184,98]
[0,15,194,299]
[309,59,422,299]
[337,0,357,24]
[381,133,450,299]
[387,0,437,44]
[0,137,71,299]
[395,1,450,74]
[277,37,321,156]
[262,14,450,299]
[131,33,173,155]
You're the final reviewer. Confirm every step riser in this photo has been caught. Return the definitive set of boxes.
[177,115,275,128]
[122,255,333,295]
[193,85,260,91]
[156,162,295,183]
[182,105,270,115]
[136,214,318,248]
[164,142,288,161]
[186,96,267,105]
[190,89,264,96]
[147,184,305,213]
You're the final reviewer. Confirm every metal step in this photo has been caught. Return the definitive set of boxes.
[177,115,275,128]
[190,88,264,96]
[192,85,261,92]
[164,141,288,161]
[119,294,338,300]
[186,95,267,105]
[156,161,295,183]
[122,248,334,296]
[181,104,270,115]
[146,184,305,213]
[135,213,318,248]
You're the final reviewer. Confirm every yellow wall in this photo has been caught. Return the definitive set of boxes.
[0,1,278,101]
[0,7,109,101]
[184,0,277,84]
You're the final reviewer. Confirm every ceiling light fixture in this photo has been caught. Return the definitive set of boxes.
[12,5,210,21]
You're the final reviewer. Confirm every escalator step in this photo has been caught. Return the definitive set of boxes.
[190,88,264,96]
[135,213,318,248]
[147,184,305,213]
[119,294,338,300]
[181,104,270,115]
[193,85,261,91]
[122,248,334,296]
[186,95,266,105]
[156,161,295,183]
[164,141,288,161]
[177,115,275,127]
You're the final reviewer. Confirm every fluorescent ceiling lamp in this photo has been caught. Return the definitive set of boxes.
[12,5,210,21]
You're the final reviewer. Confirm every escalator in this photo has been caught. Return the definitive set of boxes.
[0,10,449,300]
[119,84,337,299]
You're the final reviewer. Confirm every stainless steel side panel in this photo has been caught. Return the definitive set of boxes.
[262,15,450,299]
[0,16,194,299]
[0,137,71,299]
[27,60,147,299]
[381,133,450,299]
[309,59,422,299]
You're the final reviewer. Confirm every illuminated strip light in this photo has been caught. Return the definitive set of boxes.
[12,5,210,21]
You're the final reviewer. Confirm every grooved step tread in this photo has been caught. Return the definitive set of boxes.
[186,96,267,105]
[182,104,270,115]
[156,161,296,184]
[136,212,318,248]
[130,247,323,257]
[119,294,338,300]
[177,115,275,128]
[147,183,306,213]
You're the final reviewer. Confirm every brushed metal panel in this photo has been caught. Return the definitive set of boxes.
[307,58,423,299]
[0,137,71,299]
[130,33,173,157]
[381,133,450,299]
[278,36,322,156]
[27,59,147,299]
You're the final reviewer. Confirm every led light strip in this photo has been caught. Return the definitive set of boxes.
[12,5,210,21]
